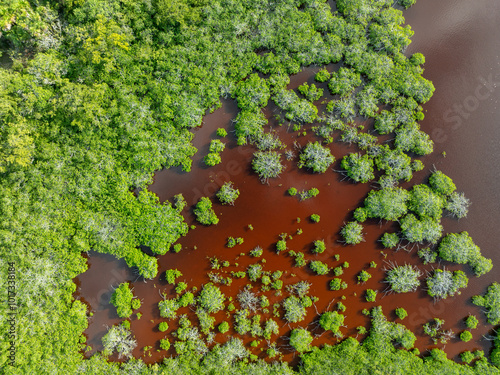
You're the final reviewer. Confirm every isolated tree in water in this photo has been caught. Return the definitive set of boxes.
[252,151,284,183]
[194,197,219,225]
[298,141,335,173]
[341,153,374,183]
[445,192,470,218]
[110,282,133,318]
[216,182,240,205]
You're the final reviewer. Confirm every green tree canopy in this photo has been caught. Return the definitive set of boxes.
[341,153,375,183]
[328,67,361,96]
[438,232,492,276]
[252,151,284,183]
[362,187,409,221]
[385,264,421,293]
[198,283,225,314]
[216,182,240,205]
[290,328,313,353]
[408,184,445,220]
[426,269,468,300]
[193,197,219,225]
[233,73,270,111]
[298,142,335,173]
[399,214,443,244]
[472,283,500,325]
[110,282,134,318]
[319,311,345,334]
[340,221,365,245]
[429,170,457,196]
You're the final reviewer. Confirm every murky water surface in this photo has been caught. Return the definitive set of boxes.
[76,0,500,364]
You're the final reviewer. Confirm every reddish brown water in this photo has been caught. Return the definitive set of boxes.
[75,0,500,365]
[403,0,500,361]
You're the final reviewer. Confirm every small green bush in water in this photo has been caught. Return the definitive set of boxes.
[341,221,364,245]
[290,328,313,353]
[110,282,134,318]
[385,264,421,293]
[194,197,219,225]
[298,141,335,173]
[216,182,240,205]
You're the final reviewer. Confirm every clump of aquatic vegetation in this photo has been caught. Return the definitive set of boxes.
[472,282,500,324]
[384,263,421,294]
[288,187,320,200]
[110,282,138,318]
[194,197,219,225]
[204,139,226,166]
[216,182,240,205]
[4,0,498,372]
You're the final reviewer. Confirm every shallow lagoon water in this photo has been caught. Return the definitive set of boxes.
[76,0,500,364]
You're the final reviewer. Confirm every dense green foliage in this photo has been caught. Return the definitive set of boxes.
[310,260,330,275]
[298,142,335,173]
[385,264,421,293]
[158,322,169,332]
[465,315,478,330]
[319,311,345,335]
[399,214,443,244]
[381,232,399,248]
[159,338,170,351]
[290,328,314,353]
[252,151,284,183]
[218,321,229,334]
[340,221,365,244]
[426,269,468,300]
[315,68,331,83]
[460,331,473,342]
[328,67,361,97]
[110,282,134,318]
[365,289,377,302]
[298,82,323,102]
[491,332,500,368]
[216,128,227,138]
[429,170,456,196]
[158,298,180,319]
[330,278,348,291]
[360,188,409,221]
[408,184,445,220]
[312,240,326,254]
[204,139,226,166]
[310,214,321,223]
[472,282,500,325]
[297,307,499,375]
[0,0,495,373]
[194,197,219,225]
[395,307,408,320]
[357,270,372,284]
[341,153,375,183]
[198,283,225,314]
[438,232,492,276]
[216,182,240,205]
